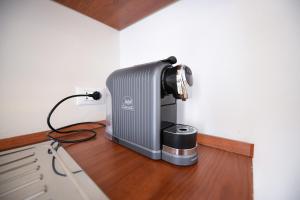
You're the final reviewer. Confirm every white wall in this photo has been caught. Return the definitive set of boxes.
[0,0,119,138]
[1,0,300,199]
[120,0,300,199]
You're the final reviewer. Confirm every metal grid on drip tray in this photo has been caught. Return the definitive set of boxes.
[0,141,108,200]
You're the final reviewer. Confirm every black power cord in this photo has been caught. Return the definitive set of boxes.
[48,141,82,177]
[46,91,106,176]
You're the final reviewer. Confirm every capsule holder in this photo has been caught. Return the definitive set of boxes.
[162,124,198,166]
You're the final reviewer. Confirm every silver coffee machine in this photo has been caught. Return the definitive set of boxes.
[105,57,198,166]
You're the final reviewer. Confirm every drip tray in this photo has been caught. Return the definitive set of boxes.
[0,141,108,200]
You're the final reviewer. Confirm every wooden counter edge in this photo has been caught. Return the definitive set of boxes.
[0,121,106,152]
[0,131,49,151]
[197,133,254,158]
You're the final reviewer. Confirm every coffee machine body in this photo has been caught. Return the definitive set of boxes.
[106,57,198,166]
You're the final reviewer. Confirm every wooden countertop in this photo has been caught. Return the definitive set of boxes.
[63,126,253,200]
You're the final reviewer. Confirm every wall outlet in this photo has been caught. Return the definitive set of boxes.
[75,87,106,105]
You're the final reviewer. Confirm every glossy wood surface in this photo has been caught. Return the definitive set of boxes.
[0,125,253,199]
[54,0,176,30]
[0,123,103,151]
[0,122,254,158]
[64,127,253,200]
[0,131,48,151]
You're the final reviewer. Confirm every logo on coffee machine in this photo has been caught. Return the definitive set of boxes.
[121,96,134,111]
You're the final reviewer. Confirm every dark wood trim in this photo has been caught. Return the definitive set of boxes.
[0,121,106,152]
[0,131,48,152]
[197,133,254,158]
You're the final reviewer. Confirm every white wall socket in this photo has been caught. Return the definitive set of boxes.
[75,87,106,105]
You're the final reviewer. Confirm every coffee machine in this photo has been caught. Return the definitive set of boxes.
[105,57,198,166]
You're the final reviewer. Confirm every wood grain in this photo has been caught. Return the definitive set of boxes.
[0,131,48,152]
[65,127,253,200]
[197,133,254,157]
[0,125,253,199]
[54,0,176,30]
[0,122,254,158]
[0,122,104,152]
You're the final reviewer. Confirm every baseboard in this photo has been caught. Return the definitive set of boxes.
[0,121,254,158]
[0,131,48,152]
[0,121,106,152]
[197,133,254,158]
